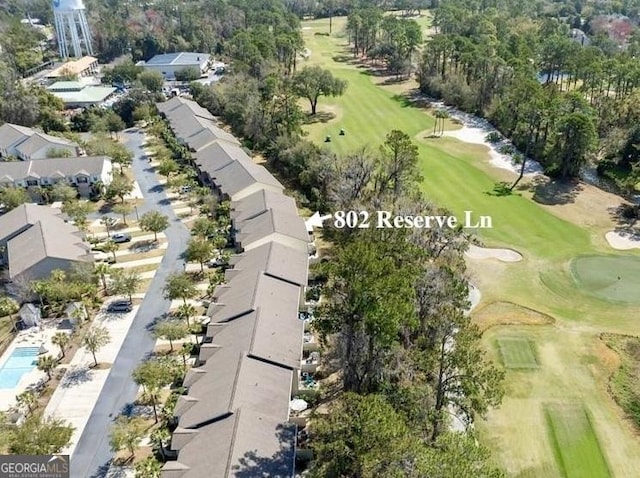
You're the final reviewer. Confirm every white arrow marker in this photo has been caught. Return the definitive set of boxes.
[305,211,332,231]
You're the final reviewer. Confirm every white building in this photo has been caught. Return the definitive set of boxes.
[0,156,113,197]
[137,52,211,80]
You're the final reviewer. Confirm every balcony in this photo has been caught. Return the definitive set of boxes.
[301,351,320,373]
[298,309,314,332]
[302,331,319,352]
[298,371,318,391]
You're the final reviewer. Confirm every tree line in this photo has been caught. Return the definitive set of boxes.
[301,130,504,477]
[415,0,640,192]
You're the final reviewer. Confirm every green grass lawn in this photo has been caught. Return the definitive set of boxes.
[497,337,539,369]
[301,19,593,259]
[570,255,640,304]
[545,403,611,478]
[302,15,640,477]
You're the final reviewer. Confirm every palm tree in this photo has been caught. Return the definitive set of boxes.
[94,263,111,291]
[15,390,37,415]
[175,303,196,327]
[51,332,71,359]
[150,428,171,462]
[0,296,20,332]
[37,355,58,381]
[103,241,119,263]
[180,342,195,368]
[433,109,449,136]
[438,109,449,136]
[82,326,111,367]
[100,216,117,235]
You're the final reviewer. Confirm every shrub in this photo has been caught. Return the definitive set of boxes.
[620,204,640,220]
[499,144,515,155]
[486,132,502,143]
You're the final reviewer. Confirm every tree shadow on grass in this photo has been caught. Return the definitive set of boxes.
[485,182,517,197]
[331,53,359,65]
[129,240,158,253]
[530,177,582,205]
[391,90,433,109]
[302,112,336,124]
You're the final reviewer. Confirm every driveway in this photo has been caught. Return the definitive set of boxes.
[71,128,191,477]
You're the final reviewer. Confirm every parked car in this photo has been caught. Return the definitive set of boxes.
[107,300,132,313]
[206,256,227,268]
[111,233,132,243]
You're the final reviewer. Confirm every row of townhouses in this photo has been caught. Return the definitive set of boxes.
[0,123,113,197]
[157,96,313,477]
[0,204,93,283]
[0,123,81,160]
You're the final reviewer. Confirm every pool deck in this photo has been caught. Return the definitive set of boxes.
[0,325,64,411]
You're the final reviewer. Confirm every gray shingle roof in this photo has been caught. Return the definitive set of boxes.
[15,132,78,158]
[185,126,240,151]
[157,97,215,121]
[0,123,35,152]
[164,409,296,478]
[226,242,308,287]
[211,157,283,199]
[176,351,292,429]
[157,96,305,478]
[231,189,298,225]
[207,273,303,369]
[2,206,92,279]
[235,208,309,250]
[0,156,108,183]
[157,98,240,151]
[194,141,251,176]
[0,204,64,244]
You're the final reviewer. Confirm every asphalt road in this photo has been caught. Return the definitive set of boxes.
[71,128,190,478]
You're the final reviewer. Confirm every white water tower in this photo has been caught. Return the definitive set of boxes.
[52,0,94,58]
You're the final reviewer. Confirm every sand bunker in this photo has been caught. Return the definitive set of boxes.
[429,100,543,176]
[465,245,522,262]
[467,283,481,313]
[605,231,640,250]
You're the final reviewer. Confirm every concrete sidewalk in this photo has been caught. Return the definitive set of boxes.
[45,305,141,455]
[93,240,168,260]
[110,256,163,269]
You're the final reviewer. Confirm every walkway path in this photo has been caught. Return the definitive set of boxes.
[69,128,191,478]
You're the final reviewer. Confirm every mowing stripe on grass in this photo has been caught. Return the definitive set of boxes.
[497,337,539,369]
[301,19,593,260]
[544,403,611,478]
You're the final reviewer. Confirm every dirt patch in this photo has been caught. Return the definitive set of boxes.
[594,339,621,374]
[473,301,556,331]
[527,178,627,234]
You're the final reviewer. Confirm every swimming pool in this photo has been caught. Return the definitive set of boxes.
[0,346,40,389]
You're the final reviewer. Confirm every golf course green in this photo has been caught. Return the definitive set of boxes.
[301,13,640,478]
[571,255,640,304]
